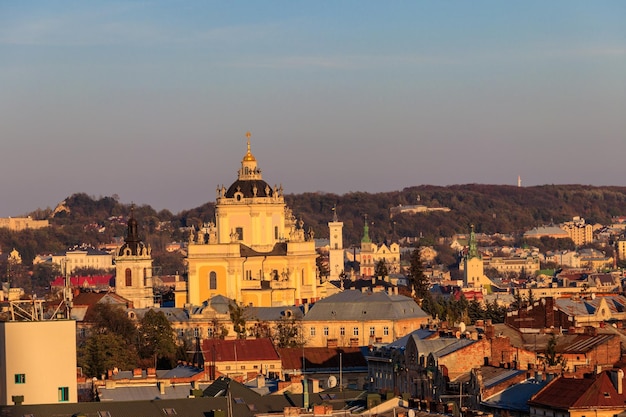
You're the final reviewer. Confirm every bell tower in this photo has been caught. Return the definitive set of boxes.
[328,206,344,281]
[115,206,155,308]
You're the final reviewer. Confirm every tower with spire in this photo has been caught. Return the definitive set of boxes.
[328,206,344,281]
[463,224,493,290]
[115,206,155,308]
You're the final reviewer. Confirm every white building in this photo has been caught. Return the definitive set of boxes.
[328,208,344,280]
[0,320,77,405]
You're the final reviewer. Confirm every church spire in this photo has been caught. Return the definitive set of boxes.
[119,204,144,256]
[468,224,479,259]
[238,132,262,181]
[361,214,371,243]
[242,131,256,162]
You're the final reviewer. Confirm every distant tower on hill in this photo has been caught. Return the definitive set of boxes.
[518,175,522,187]
[328,206,344,281]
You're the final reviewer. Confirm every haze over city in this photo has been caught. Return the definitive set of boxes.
[1,1,625,217]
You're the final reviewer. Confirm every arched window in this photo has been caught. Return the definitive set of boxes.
[209,271,217,290]
[125,268,132,286]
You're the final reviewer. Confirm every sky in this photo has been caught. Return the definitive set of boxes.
[1,1,625,217]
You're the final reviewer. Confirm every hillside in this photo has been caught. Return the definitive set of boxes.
[3,185,625,266]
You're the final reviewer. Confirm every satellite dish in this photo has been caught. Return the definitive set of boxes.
[327,375,337,388]
[408,410,416,417]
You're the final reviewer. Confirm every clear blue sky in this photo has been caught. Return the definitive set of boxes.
[1,1,625,216]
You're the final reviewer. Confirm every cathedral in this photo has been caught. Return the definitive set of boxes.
[186,133,319,307]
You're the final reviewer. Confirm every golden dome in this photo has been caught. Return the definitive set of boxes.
[243,131,256,162]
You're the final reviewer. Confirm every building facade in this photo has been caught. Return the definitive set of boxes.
[114,208,155,308]
[186,134,318,307]
[51,246,113,275]
[0,320,77,405]
[328,209,344,281]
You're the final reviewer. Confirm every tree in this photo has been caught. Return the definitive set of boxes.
[139,309,176,367]
[272,315,305,348]
[90,303,137,345]
[138,309,177,369]
[78,333,139,378]
[407,245,429,302]
[374,259,388,278]
[228,302,248,339]
[543,334,567,368]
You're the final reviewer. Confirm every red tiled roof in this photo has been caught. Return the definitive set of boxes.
[530,371,626,409]
[51,275,113,287]
[202,338,280,362]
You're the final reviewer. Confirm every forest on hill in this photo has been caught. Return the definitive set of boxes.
[3,184,626,267]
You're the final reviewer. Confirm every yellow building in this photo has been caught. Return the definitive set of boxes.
[302,290,430,347]
[359,219,400,276]
[464,226,495,289]
[617,240,626,263]
[0,320,77,405]
[561,216,594,246]
[186,134,318,307]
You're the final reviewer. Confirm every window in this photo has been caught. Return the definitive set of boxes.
[369,327,375,336]
[310,327,316,336]
[14,374,25,384]
[383,326,389,336]
[193,328,201,338]
[207,327,214,337]
[353,327,359,336]
[340,327,345,336]
[235,227,244,240]
[275,226,279,240]
[209,271,217,289]
[58,386,69,402]
[323,327,329,336]
[241,365,245,370]
[225,366,231,370]
[125,268,132,286]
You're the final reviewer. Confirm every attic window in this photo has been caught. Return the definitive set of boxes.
[604,392,611,398]
[162,408,177,415]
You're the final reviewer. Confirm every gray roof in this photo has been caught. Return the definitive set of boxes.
[193,294,233,314]
[304,290,428,321]
[386,328,437,349]
[411,337,475,359]
[0,396,277,417]
[247,305,304,321]
[482,378,548,412]
[130,307,189,322]
[98,382,210,402]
